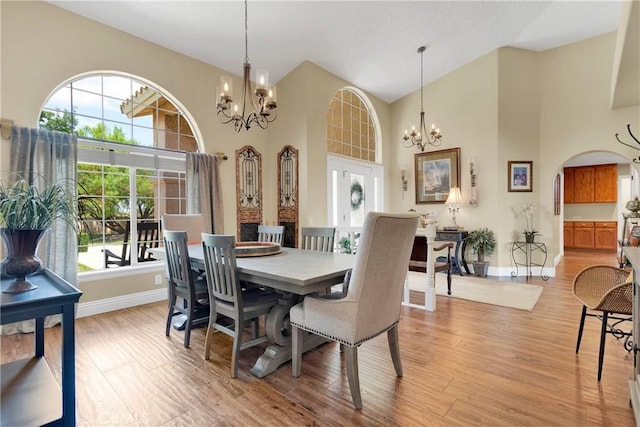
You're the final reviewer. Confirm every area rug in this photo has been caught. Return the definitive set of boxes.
[406,271,544,311]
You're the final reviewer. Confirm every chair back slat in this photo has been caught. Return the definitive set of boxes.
[163,231,195,299]
[257,225,284,244]
[300,227,336,252]
[202,234,241,308]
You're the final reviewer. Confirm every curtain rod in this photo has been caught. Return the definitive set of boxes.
[0,118,14,140]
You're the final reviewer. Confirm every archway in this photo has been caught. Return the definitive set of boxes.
[557,150,637,257]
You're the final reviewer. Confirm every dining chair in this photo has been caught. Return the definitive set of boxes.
[300,226,336,252]
[103,221,160,268]
[163,230,210,348]
[300,226,348,298]
[257,225,284,244]
[572,264,633,380]
[290,212,419,409]
[161,213,206,242]
[201,233,279,378]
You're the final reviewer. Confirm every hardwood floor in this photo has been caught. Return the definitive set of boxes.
[1,249,635,426]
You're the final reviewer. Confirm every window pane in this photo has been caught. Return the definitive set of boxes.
[132,125,154,146]
[103,96,130,123]
[72,76,102,94]
[73,89,103,118]
[103,76,132,101]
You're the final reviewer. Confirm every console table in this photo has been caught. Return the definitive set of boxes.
[511,241,549,281]
[1,269,82,427]
[435,230,469,276]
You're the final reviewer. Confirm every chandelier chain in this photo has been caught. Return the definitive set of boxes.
[244,0,249,63]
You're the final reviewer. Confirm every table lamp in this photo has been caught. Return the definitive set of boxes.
[444,187,463,230]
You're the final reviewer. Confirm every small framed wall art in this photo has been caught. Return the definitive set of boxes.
[414,147,461,204]
[508,160,533,192]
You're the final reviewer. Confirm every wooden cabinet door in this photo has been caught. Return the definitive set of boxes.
[594,164,617,203]
[564,222,574,248]
[574,167,594,203]
[594,222,617,250]
[564,168,575,204]
[573,222,595,248]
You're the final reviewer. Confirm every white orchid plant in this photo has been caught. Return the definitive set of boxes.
[520,203,539,237]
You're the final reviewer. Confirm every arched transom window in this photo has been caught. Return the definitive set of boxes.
[326,88,377,162]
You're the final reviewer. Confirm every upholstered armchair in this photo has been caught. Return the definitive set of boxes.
[290,212,419,409]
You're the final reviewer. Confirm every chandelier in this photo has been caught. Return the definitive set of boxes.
[216,0,277,132]
[402,46,442,151]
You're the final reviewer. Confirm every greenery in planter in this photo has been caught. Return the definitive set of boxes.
[467,227,496,263]
[0,179,76,230]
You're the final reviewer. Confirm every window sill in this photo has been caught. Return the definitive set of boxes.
[78,262,164,283]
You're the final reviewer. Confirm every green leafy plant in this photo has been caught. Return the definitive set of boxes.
[467,227,496,262]
[0,179,76,230]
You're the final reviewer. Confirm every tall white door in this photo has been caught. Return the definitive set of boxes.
[327,155,383,228]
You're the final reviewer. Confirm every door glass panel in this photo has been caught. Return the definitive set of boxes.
[350,173,365,227]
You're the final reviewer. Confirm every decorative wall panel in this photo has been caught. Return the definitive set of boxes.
[277,145,298,247]
[236,145,262,241]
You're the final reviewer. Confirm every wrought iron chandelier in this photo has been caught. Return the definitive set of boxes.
[402,46,442,151]
[216,0,277,132]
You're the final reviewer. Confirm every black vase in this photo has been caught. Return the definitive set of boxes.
[1,228,49,293]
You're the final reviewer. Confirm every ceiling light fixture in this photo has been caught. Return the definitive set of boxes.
[402,45,442,151]
[216,0,277,132]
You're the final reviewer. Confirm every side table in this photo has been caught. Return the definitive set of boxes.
[511,241,549,281]
[435,230,470,276]
[1,269,82,426]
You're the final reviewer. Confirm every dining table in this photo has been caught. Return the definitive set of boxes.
[150,244,355,378]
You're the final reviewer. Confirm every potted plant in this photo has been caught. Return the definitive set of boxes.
[467,227,496,277]
[520,203,540,243]
[0,179,76,293]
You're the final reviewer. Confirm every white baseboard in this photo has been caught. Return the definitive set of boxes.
[76,288,167,318]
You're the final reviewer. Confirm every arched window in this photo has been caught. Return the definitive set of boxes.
[326,88,377,162]
[40,73,200,274]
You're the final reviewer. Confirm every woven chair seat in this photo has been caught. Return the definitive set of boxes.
[572,265,632,315]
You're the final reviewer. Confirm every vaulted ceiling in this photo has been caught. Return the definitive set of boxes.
[48,1,634,104]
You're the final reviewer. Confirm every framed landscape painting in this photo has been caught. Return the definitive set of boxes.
[508,160,533,192]
[414,147,460,204]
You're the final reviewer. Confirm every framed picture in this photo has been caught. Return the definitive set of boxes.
[414,147,460,204]
[508,160,533,192]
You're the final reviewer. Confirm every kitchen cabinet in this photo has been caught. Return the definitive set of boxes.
[564,168,575,203]
[573,221,595,248]
[564,221,617,250]
[564,221,574,247]
[564,164,617,204]
[594,222,617,250]
[574,167,595,203]
[594,164,617,202]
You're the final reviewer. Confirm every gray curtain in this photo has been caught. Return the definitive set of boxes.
[186,152,224,234]
[1,126,78,334]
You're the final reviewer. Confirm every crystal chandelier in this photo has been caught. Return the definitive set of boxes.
[216,0,277,132]
[402,46,442,151]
